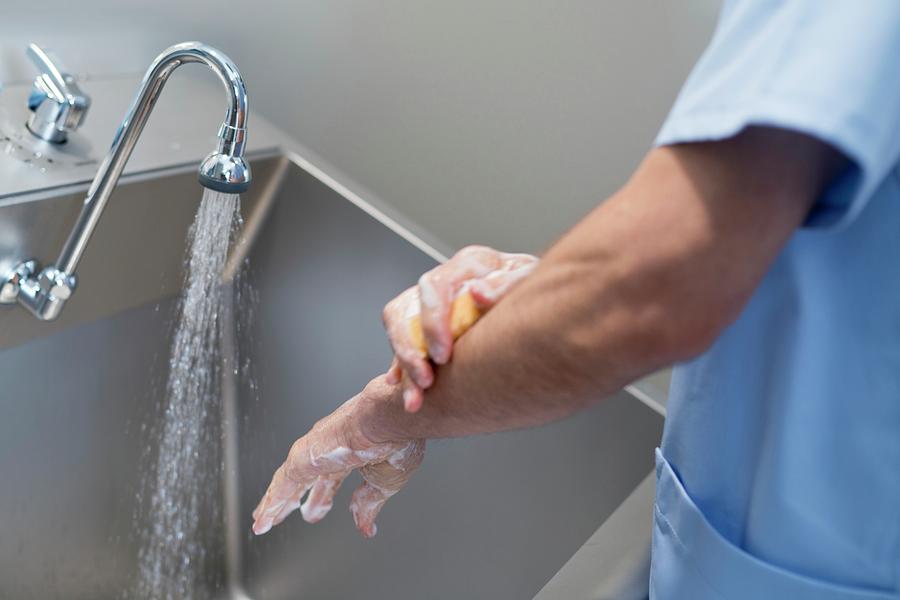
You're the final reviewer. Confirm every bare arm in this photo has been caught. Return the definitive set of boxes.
[252,127,845,536]
[359,127,845,442]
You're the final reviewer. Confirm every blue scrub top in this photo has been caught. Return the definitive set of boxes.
[651,2,900,598]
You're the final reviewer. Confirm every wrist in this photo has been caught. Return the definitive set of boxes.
[353,374,408,444]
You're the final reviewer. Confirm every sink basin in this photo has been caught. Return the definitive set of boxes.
[0,155,663,599]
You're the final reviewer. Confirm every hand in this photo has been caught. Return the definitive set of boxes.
[252,378,423,538]
[383,245,538,412]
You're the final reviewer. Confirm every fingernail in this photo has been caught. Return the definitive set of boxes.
[417,365,434,387]
[402,388,417,411]
[429,343,448,364]
[253,520,272,535]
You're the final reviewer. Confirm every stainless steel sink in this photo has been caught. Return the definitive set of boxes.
[0,155,663,599]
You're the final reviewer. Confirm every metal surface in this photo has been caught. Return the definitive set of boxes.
[25,43,91,143]
[198,143,252,194]
[0,78,281,201]
[222,156,290,283]
[235,164,664,599]
[1,42,251,320]
[0,158,279,352]
[534,473,654,600]
[0,157,664,599]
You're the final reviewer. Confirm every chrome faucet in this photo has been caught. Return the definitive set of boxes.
[0,42,252,321]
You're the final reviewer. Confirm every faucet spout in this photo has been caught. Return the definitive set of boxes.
[0,42,252,321]
[62,42,251,277]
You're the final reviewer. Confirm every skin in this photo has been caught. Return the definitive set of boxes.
[252,126,846,537]
[383,247,539,412]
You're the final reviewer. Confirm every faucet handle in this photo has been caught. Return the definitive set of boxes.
[25,43,91,143]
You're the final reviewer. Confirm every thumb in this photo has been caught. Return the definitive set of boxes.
[349,440,425,537]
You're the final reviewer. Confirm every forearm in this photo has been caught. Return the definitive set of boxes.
[253,128,846,537]
[360,128,844,444]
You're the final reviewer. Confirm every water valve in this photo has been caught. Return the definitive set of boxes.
[25,43,91,144]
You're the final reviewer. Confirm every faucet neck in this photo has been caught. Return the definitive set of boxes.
[68,42,250,275]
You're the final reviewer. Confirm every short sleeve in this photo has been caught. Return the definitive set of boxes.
[657,1,900,229]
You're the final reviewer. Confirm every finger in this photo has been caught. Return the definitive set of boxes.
[385,439,426,473]
[401,355,433,391]
[468,261,537,309]
[253,464,314,535]
[419,247,500,364]
[499,252,539,270]
[252,463,302,521]
[253,433,356,534]
[349,481,393,538]
[416,270,454,364]
[401,374,424,413]
[270,480,312,527]
[349,441,425,538]
[383,288,434,388]
[300,471,349,524]
[385,357,403,385]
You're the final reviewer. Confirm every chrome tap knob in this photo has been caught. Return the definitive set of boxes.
[25,43,91,144]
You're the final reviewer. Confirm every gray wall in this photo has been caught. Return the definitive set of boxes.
[0,1,719,252]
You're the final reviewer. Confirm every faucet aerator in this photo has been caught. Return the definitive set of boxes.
[198,151,252,195]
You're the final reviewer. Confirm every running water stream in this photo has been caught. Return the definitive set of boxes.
[135,189,245,599]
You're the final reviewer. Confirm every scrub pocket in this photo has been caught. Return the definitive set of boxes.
[650,449,898,600]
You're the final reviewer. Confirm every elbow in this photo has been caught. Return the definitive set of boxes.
[661,314,724,363]
[612,252,752,366]
[645,292,739,365]
[538,256,749,383]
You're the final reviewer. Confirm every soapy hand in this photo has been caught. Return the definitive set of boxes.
[252,380,424,538]
[383,245,538,412]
